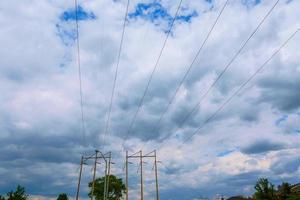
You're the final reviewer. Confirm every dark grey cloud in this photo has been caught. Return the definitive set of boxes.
[239,106,260,122]
[160,171,264,199]
[271,156,300,175]
[0,161,78,196]
[0,132,82,184]
[258,76,300,112]
[241,140,286,154]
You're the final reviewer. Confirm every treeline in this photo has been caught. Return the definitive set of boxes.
[0,174,125,200]
[1,177,299,200]
[253,178,299,200]
[0,185,69,200]
[230,178,300,200]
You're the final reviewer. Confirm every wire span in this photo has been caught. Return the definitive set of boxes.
[170,0,280,135]
[103,0,130,148]
[123,0,184,148]
[182,28,299,145]
[74,0,87,146]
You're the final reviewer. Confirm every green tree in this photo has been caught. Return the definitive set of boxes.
[0,195,5,200]
[6,185,28,200]
[278,182,292,200]
[253,178,276,200]
[88,175,126,200]
[57,193,69,200]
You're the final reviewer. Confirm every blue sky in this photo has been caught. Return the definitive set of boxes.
[0,0,300,199]
[56,6,96,46]
[128,1,198,31]
[60,5,96,21]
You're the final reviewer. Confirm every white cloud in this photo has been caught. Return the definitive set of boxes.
[0,0,300,199]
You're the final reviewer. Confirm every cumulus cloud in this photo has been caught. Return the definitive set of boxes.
[1,0,300,199]
[241,140,286,154]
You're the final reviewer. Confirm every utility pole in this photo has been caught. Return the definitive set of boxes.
[125,150,160,200]
[103,159,107,200]
[76,156,84,200]
[91,150,99,200]
[100,151,108,200]
[105,152,111,200]
[140,150,144,200]
[154,150,159,200]
[125,151,129,200]
[75,150,111,200]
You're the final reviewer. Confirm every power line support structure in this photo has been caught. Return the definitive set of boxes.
[105,152,112,200]
[125,151,129,200]
[140,150,144,200]
[75,150,111,200]
[91,150,99,200]
[76,156,84,200]
[99,151,108,200]
[154,150,159,200]
[126,150,160,200]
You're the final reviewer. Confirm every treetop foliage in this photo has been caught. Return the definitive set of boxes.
[1,185,28,200]
[57,193,69,200]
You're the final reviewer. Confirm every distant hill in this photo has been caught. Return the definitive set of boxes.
[227,196,252,200]
[291,183,300,193]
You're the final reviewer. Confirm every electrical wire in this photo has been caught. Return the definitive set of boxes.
[180,28,299,145]
[123,0,184,148]
[170,0,280,134]
[103,0,130,148]
[151,0,230,135]
[74,0,87,146]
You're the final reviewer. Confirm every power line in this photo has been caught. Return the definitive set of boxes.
[103,0,130,147]
[181,28,299,145]
[151,0,229,135]
[98,2,105,149]
[170,0,280,134]
[123,0,184,148]
[74,0,87,146]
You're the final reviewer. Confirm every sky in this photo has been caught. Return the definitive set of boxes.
[0,0,300,199]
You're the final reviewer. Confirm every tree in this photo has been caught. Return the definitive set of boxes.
[88,175,126,200]
[57,193,69,200]
[253,178,276,200]
[6,185,28,200]
[287,194,300,200]
[278,182,292,200]
[0,195,5,200]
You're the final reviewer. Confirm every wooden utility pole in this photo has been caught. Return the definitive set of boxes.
[126,150,159,200]
[91,150,99,200]
[140,150,144,200]
[100,151,108,200]
[76,156,84,200]
[125,151,129,200]
[105,152,112,200]
[75,150,111,200]
[154,150,159,200]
